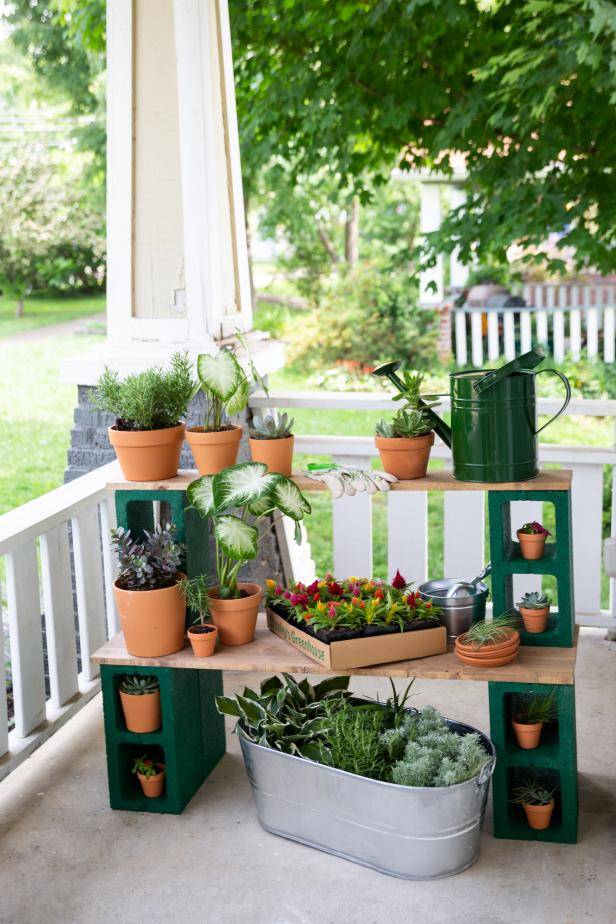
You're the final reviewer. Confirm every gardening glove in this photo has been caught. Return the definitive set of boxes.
[304,464,397,499]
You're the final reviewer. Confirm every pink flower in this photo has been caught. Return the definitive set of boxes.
[283,591,292,600]
[275,585,283,596]
[392,569,407,590]
[290,593,309,607]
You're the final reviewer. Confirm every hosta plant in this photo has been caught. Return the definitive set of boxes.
[188,462,311,598]
[249,412,294,440]
[111,524,183,590]
[518,521,551,536]
[119,675,159,695]
[518,591,551,610]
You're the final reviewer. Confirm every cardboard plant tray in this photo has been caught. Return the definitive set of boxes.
[266,606,447,670]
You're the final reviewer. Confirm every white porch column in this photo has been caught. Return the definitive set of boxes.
[419,180,444,307]
[449,184,469,292]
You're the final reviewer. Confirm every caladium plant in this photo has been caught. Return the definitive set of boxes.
[187,462,311,599]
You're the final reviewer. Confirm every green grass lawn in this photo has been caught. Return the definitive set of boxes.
[0,293,105,338]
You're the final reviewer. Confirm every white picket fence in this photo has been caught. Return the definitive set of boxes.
[453,283,616,367]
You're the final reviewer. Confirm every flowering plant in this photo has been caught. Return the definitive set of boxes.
[518,521,551,536]
[265,570,439,634]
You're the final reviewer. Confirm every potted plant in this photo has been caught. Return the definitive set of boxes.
[517,521,551,560]
[186,349,248,475]
[248,412,295,476]
[118,674,161,733]
[111,523,186,657]
[188,462,311,645]
[374,371,436,479]
[511,691,557,750]
[510,777,557,830]
[132,754,165,798]
[179,574,218,657]
[93,352,194,481]
[454,613,521,668]
[518,591,551,633]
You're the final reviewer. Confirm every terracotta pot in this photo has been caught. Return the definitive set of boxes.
[208,582,262,645]
[186,425,242,475]
[119,689,161,733]
[249,435,294,476]
[520,606,549,633]
[187,624,218,657]
[137,764,165,798]
[454,629,520,668]
[108,424,185,482]
[512,719,543,750]
[375,432,434,480]
[517,530,547,560]
[522,799,555,830]
[114,575,186,657]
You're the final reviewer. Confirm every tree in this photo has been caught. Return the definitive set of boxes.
[230,0,616,275]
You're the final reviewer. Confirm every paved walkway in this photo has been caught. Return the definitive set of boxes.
[0,628,614,924]
[0,313,105,348]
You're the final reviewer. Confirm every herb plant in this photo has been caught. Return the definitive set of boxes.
[461,613,520,647]
[178,574,212,626]
[513,692,558,725]
[518,591,551,610]
[518,521,551,536]
[188,462,311,599]
[249,412,294,440]
[510,778,556,806]
[119,675,159,696]
[93,352,195,430]
[375,370,437,439]
[111,524,183,591]
[320,700,389,780]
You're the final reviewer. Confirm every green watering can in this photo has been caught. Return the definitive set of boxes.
[373,350,571,483]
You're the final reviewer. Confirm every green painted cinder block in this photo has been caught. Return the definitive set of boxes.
[488,681,578,844]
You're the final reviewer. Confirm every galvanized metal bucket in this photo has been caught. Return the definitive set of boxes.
[419,579,489,642]
[239,717,495,880]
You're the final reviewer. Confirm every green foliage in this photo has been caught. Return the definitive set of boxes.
[195,349,248,430]
[510,777,556,807]
[111,524,183,591]
[462,613,521,647]
[93,353,195,430]
[131,754,162,779]
[320,701,389,780]
[376,370,435,438]
[119,675,159,696]
[513,692,558,726]
[518,591,551,610]
[249,412,294,440]
[215,673,351,762]
[178,574,212,626]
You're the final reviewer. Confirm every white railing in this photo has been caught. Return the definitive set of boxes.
[452,283,616,367]
[250,391,616,632]
[0,462,120,781]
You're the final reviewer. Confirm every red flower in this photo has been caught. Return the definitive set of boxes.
[406,592,417,608]
[328,582,344,597]
[374,588,384,600]
[275,585,283,596]
[290,593,309,607]
[312,592,320,602]
[391,569,407,590]
[306,579,319,595]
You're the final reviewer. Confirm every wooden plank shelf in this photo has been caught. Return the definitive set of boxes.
[93,615,578,685]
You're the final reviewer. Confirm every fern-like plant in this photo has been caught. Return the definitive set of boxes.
[249,412,294,440]
[178,574,212,625]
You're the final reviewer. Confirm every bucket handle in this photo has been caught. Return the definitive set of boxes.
[532,369,571,436]
[476,756,496,789]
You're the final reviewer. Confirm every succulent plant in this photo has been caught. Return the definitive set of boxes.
[518,591,551,610]
[111,523,183,590]
[249,412,294,439]
[510,777,556,806]
[375,408,430,439]
[119,675,159,695]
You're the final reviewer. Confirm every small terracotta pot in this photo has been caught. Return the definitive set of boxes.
[119,689,161,733]
[108,424,185,482]
[114,575,186,658]
[517,530,548,560]
[186,425,242,475]
[520,606,549,633]
[249,435,294,476]
[454,629,520,668]
[187,624,218,657]
[522,799,555,830]
[512,719,543,750]
[137,764,165,798]
[375,432,434,480]
[208,582,262,645]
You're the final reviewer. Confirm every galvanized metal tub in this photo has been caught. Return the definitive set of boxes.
[239,717,495,880]
[419,579,489,643]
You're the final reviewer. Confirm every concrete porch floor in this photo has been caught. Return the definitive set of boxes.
[1,628,615,924]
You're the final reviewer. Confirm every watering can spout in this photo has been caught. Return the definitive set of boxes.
[371,361,452,448]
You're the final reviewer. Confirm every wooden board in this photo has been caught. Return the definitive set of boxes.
[92,615,578,685]
[107,468,572,494]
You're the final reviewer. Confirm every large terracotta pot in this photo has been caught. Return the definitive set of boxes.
[454,629,520,668]
[187,624,218,657]
[249,435,294,476]
[114,575,186,657]
[137,764,166,798]
[119,689,161,733]
[108,424,185,482]
[186,425,242,475]
[375,432,434,480]
[512,719,543,750]
[522,799,554,830]
[520,605,549,633]
[208,582,262,645]
[517,530,547,560]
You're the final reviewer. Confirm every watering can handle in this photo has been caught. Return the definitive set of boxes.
[532,369,571,436]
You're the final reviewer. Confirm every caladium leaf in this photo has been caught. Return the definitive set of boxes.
[197,349,242,401]
[226,374,250,416]
[213,462,278,509]
[248,493,275,518]
[214,515,258,561]
[294,520,302,545]
[187,475,216,517]
[271,476,311,521]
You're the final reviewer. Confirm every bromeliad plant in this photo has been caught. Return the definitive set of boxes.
[111,524,183,591]
[187,462,311,599]
[265,571,439,634]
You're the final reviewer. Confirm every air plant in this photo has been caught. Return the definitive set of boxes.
[513,692,558,725]
[510,778,556,806]
[462,613,521,647]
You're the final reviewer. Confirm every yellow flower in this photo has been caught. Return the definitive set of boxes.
[265,579,276,589]
[316,601,327,613]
